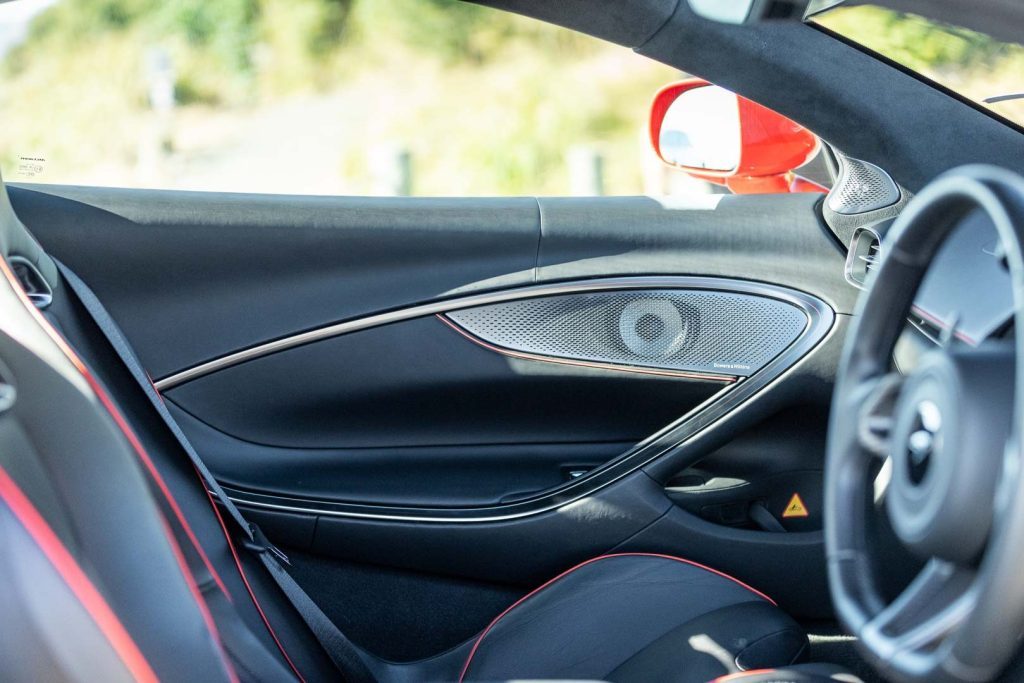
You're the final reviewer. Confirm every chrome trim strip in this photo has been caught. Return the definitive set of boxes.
[843,226,881,291]
[208,276,835,523]
[435,313,737,383]
[156,276,824,390]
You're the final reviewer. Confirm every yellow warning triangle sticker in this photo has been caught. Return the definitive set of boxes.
[782,493,809,518]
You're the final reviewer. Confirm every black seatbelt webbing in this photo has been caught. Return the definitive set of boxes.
[56,262,375,683]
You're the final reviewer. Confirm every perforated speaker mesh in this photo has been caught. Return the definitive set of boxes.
[827,157,900,215]
[445,289,807,377]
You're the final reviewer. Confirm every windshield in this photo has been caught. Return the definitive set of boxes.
[810,3,1024,129]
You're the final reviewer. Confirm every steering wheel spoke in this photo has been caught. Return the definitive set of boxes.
[861,559,977,660]
[855,372,904,457]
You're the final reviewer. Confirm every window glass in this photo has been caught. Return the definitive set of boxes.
[812,4,1024,129]
[0,0,679,195]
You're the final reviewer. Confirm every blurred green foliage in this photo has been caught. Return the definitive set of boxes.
[157,0,260,71]
[817,5,1007,71]
[815,6,1024,126]
[0,0,676,194]
[2,0,596,103]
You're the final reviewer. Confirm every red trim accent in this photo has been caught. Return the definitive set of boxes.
[93,390,232,600]
[713,669,778,682]
[203,482,307,683]
[4,258,306,679]
[436,314,737,384]
[458,552,776,682]
[0,257,237,678]
[910,304,978,345]
[0,465,159,683]
[0,258,229,599]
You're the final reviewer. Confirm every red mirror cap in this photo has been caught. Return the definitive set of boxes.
[648,78,711,164]
[735,98,819,178]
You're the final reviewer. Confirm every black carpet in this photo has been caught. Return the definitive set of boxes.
[285,549,525,662]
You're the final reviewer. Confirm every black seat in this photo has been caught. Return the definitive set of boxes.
[0,176,809,682]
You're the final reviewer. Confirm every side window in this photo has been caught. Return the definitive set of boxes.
[812,4,1024,129]
[0,0,681,197]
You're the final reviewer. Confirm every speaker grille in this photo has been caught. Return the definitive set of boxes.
[445,290,807,377]
[827,157,900,215]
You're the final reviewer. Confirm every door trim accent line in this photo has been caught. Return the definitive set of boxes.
[191,276,835,523]
[156,276,823,390]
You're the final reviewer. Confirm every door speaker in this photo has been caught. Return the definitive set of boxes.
[444,289,807,377]
[826,157,900,215]
[618,298,687,358]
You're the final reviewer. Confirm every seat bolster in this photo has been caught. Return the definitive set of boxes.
[460,553,801,683]
[0,478,146,683]
[609,601,808,683]
[712,663,864,682]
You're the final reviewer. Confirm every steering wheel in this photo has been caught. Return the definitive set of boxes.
[826,165,1024,682]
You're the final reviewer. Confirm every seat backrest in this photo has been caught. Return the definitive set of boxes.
[0,178,237,681]
[0,166,346,682]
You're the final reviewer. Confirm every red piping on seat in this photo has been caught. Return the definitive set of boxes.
[458,552,776,683]
[203,481,307,683]
[3,258,306,680]
[0,257,237,679]
[712,669,778,682]
[0,465,159,683]
[0,258,230,600]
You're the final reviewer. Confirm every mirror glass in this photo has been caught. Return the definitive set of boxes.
[687,0,754,24]
[658,85,742,172]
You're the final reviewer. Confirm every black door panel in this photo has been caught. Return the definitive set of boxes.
[158,274,823,508]
[164,314,724,450]
[168,401,633,507]
[12,182,849,619]
[7,185,541,379]
[242,470,674,587]
[10,186,855,382]
[536,194,858,315]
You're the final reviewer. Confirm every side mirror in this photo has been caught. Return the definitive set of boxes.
[686,0,812,25]
[649,79,824,194]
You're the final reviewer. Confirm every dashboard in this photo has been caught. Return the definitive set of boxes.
[870,208,1016,371]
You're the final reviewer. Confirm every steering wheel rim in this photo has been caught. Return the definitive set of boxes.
[826,165,1024,683]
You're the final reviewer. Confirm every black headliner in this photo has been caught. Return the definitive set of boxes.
[472,0,1024,193]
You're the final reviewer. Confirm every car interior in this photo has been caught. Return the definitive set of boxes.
[3,0,1024,682]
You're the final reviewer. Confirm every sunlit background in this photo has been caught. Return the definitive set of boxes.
[0,0,1020,197]
[0,0,687,196]
[814,6,1024,129]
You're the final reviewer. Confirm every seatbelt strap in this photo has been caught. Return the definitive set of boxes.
[56,262,376,683]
